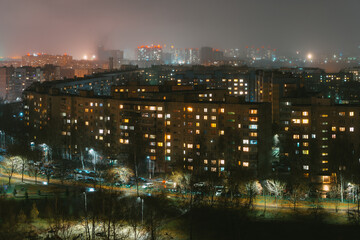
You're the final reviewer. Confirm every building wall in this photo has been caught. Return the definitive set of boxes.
[24,88,272,177]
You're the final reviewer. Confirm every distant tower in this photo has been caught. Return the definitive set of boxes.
[97,45,106,61]
[109,57,114,70]
[200,47,214,65]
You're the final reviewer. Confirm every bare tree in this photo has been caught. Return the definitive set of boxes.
[265,179,286,207]
[288,182,309,211]
[2,156,21,185]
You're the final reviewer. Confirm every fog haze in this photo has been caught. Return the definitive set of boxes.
[0,0,359,58]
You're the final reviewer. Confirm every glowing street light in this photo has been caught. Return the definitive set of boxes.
[307,53,313,60]
[89,148,97,171]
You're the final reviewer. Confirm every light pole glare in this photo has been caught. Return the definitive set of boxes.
[307,53,313,60]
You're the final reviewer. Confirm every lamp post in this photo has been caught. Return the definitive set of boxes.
[137,197,144,224]
[89,148,97,171]
[83,192,89,239]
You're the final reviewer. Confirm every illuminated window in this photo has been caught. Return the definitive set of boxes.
[220,160,225,165]
[211,116,216,120]
[250,109,257,114]
[303,134,308,139]
[249,117,258,122]
[157,107,163,111]
[212,108,216,113]
[292,119,301,124]
[321,114,328,117]
[350,111,354,116]
[204,108,208,113]
[339,112,345,116]
[350,127,354,132]
[339,127,345,132]
[196,122,200,127]
[332,134,336,139]
[238,124,241,128]
[238,146,241,150]
[119,104,123,109]
[249,125,257,129]
[187,107,193,112]
[303,142,309,147]
[166,121,171,126]
[157,142,163,147]
[250,132,257,137]
[322,160,328,164]
[302,111,308,116]
[220,108,225,113]
[187,144,193,149]
[204,159,208,164]
[166,135,171,140]
[332,126,336,131]
[124,119,129,123]
[243,162,249,167]
[211,123,217,128]
[157,114,163,118]
[322,152,328,156]
[85,121,89,126]
[302,150,309,155]
[220,130,224,135]
[302,119,309,124]
[196,130,200,134]
[243,139,249,144]
[293,134,300,139]
[211,167,216,172]
[303,165,309,170]
[243,147,249,152]
[204,115,208,120]
[196,115,200,120]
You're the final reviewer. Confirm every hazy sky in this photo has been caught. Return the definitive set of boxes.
[0,0,359,59]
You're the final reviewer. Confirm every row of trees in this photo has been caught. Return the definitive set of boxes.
[0,190,180,240]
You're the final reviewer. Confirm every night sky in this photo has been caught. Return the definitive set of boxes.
[0,0,359,58]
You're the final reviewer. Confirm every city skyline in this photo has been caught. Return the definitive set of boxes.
[1,0,360,59]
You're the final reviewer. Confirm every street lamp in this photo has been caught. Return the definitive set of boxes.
[89,148,97,171]
[137,197,144,224]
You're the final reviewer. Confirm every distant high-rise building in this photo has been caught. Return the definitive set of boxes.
[200,47,214,65]
[22,53,73,67]
[224,48,242,59]
[97,45,124,63]
[7,66,42,102]
[185,48,200,65]
[137,45,163,62]
[0,66,14,101]
[200,47,224,65]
